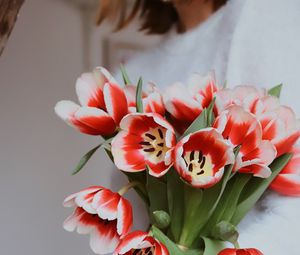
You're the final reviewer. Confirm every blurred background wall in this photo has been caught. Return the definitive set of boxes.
[0,0,160,254]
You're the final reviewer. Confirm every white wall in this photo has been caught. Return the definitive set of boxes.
[0,1,159,254]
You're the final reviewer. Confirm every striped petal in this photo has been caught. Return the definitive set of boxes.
[270,147,300,196]
[117,197,133,236]
[103,82,128,125]
[164,82,201,123]
[89,221,120,254]
[92,189,120,220]
[188,71,218,108]
[76,71,106,108]
[55,101,111,135]
[75,107,116,136]
[215,106,262,155]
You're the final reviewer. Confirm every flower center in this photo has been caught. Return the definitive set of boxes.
[140,127,168,159]
[131,247,155,255]
[183,151,213,179]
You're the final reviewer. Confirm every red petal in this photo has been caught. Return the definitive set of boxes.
[75,107,116,136]
[92,189,120,220]
[117,197,133,236]
[104,83,128,125]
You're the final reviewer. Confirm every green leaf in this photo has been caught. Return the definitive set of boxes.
[147,173,168,215]
[152,226,202,255]
[211,221,239,244]
[202,173,251,235]
[268,83,283,98]
[167,169,185,242]
[72,144,102,175]
[202,237,225,255]
[136,77,143,113]
[181,109,208,138]
[120,64,131,85]
[153,210,171,229]
[206,97,216,127]
[181,98,216,139]
[231,153,292,225]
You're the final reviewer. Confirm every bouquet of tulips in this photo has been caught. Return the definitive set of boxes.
[55,66,300,255]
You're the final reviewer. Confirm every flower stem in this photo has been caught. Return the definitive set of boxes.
[118,181,141,196]
[233,241,240,249]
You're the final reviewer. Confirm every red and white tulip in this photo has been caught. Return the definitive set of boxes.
[214,106,277,178]
[215,85,266,115]
[114,231,169,255]
[251,96,300,157]
[124,82,165,116]
[218,248,263,255]
[270,146,300,196]
[173,128,234,188]
[164,72,218,131]
[111,113,176,177]
[63,186,133,254]
[55,67,128,136]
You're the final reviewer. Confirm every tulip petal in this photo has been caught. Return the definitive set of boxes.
[89,220,120,254]
[114,231,148,255]
[75,107,116,136]
[92,189,120,221]
[164,82,201,122]
[271,174,300,196]
[76,72,106,108]
[188,71,217,108]
[103,82,128,125]
[117,197,133,236]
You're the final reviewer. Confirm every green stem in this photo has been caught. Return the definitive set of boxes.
[233,241,240,249]
[118,181,141,196]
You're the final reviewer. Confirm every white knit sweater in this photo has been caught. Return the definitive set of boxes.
[115,0,300,254]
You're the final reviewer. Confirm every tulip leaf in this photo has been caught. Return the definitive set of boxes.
[167,169,185,242]
[231,153,292,225]
[206,97,216,126]
[202,237,226,255]
[136,77,143,113]
[268,83,283,98]
[202,173,251,235]
[152,226,202,255]
[181,98,216,138]
[153,210,171,229]
[181,109,208,138]
[72,143,102,175]
[120,64,132,85]
[147,172,168,221]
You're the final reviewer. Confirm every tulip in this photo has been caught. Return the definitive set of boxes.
[218,248,263,255]
[124,82,165,116]
[173,128,234,188]
[63,186,132,254]
[215,85,266,115]
[55,67,128,136]
[114,231,169,255]
[214,105,277,178]
[111,113,176,177]
[252,96,300,157]
[164,72,218,130]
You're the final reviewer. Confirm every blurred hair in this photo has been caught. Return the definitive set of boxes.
[96,0,228,34]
